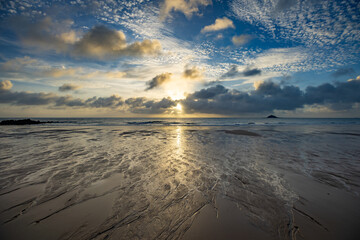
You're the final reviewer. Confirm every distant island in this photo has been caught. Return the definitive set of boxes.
[267,115,278,118]
[0,119,54,125]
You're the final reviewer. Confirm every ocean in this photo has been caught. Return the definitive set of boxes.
[0,118,359,239]
[1,117,359,126]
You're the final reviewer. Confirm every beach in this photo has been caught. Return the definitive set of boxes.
[0,119,360,239]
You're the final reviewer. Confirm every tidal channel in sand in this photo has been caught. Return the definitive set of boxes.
[0,124,359,239]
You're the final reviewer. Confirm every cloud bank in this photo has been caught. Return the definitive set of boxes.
[2,77,360,115]
[10,17,162,59]
[0,80,175,114]
[181,78,360,114]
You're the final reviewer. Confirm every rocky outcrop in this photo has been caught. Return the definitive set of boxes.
[0,119,54,125]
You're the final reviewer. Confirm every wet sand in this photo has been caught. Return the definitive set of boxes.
[0,125,360,239]
[183,196,271,240]
[224,129,261,136]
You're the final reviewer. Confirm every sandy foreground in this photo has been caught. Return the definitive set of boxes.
[0,125,360,239]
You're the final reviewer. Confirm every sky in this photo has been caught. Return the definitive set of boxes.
[0,0,359,118]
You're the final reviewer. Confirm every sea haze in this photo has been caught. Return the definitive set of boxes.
[0,118,360,239]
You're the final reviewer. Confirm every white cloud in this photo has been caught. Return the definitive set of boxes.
[250,48,307,70]
[230,0,360,65]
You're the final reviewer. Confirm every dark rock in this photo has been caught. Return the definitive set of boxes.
[0,119,54,125]
[267,115,278,118]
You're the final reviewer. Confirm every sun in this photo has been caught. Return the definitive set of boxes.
[175,103,182,111]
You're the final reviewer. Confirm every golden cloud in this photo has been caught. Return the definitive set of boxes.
[201,17,235,33]
[160,0,211,20]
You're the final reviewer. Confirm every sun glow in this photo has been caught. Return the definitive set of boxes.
[167,90,185,100]
[175,103,182,111]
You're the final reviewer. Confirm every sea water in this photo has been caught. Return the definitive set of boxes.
[1,117,359,126]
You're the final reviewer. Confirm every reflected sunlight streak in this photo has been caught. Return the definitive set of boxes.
[176,126,182,148]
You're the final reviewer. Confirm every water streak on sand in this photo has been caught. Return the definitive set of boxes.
[0,123,359,239]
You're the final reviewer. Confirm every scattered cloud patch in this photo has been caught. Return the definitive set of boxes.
[232,34,253,45]
[0,80,13,91]
[230,0,360,64]
[243,68,261,76]
[249,47,306,70]
[160,0,212,20]
[222,65,261,79]
[58,83,82,92]
[183,66,203,80]
[221,65,239,78]
[201,17,235,33]
[145,72,172,90]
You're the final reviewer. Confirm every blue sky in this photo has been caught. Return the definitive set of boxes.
[0,0,359,117]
